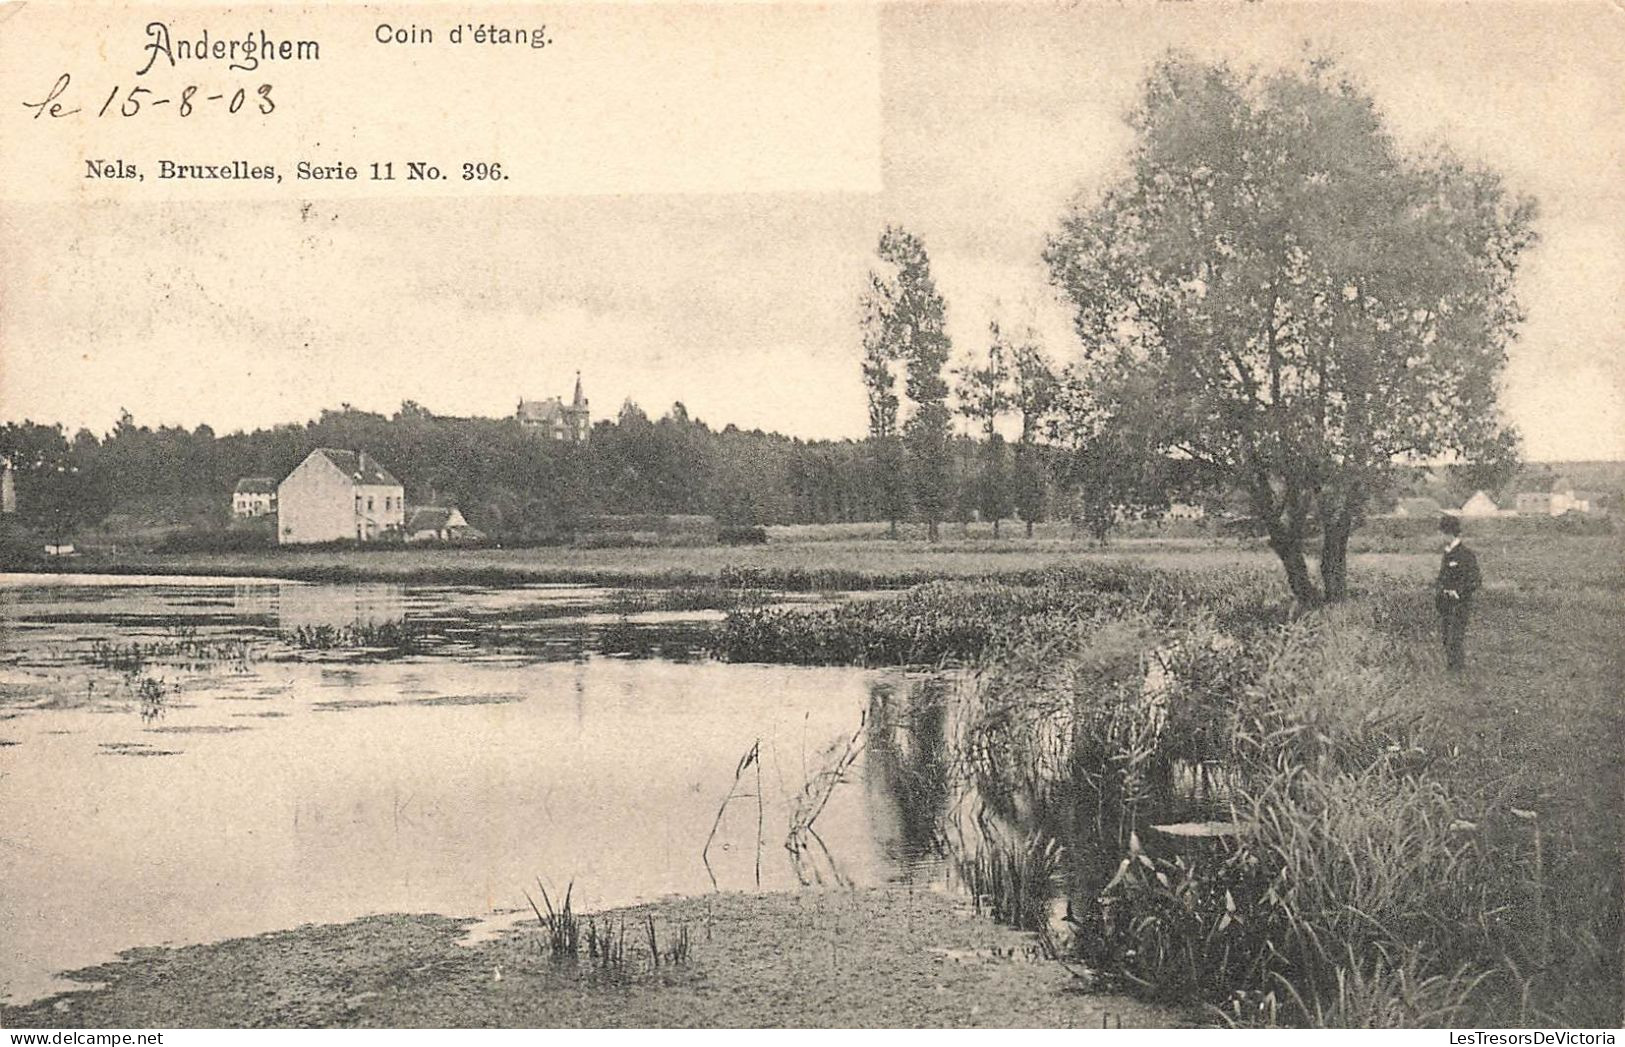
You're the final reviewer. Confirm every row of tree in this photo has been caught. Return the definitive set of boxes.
[860,230,1196,547]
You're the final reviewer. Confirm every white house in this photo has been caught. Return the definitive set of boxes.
[1514,477,1591,517]
[277,449,405,545]
[232,477,277,517]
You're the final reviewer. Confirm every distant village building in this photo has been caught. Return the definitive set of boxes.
[1458,490,1505,517]
[232,477,278,518]
[277,449,405,545]
[1514,477,1591,516]
[1165,502,1207,522]
[1,457,14,514]
[405,506,485,544]
[517,373,590,442]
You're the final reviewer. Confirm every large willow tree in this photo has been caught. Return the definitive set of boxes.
[1045,55,1535,603]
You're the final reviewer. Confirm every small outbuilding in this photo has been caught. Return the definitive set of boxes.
[1458,490,1503,518]
[405,506,485,544]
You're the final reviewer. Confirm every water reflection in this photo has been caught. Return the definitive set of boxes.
[863,679,951,874]
[866,673,1244,939]
[0,577,937,1004]
[234,582,407,632]
[0,574,1230,1006]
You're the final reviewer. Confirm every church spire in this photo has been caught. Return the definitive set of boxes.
[572,371,586,407]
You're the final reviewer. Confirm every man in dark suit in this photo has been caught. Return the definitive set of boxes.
[1435,514,1482,672]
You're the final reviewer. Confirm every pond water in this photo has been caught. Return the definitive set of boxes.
[0,576,946,1003]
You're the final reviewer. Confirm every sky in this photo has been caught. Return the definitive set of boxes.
[2,0,1621,460]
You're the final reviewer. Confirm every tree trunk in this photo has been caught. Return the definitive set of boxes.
[1319,528,1349,601]
[992,517,1000,538]
[1025,518,1034,538]
[928,518,940,542]
[1319,504,1358,602]
[888,517,897,539]
[1268,531,1320,606]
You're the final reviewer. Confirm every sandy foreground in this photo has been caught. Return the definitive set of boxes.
[2,888,1184,1028]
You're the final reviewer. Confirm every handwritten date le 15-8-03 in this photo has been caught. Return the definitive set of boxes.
[23,73,275,119]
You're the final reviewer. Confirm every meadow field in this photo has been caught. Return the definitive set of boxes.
[39,528,1421,591]
[43,516,1606,591]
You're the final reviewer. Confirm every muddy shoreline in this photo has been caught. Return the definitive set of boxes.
[1,889,1183,1029]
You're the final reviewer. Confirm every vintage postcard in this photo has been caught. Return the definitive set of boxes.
[0,0,1620,1034]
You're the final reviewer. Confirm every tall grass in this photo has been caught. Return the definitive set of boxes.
[887,568,1619,1027]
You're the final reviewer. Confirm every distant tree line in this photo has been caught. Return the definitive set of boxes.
[0,395,1184,544]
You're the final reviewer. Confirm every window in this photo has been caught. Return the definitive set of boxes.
[355,495,362,513]
[367,497,375,512]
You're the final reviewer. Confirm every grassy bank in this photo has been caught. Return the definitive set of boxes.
[696,531,1621,1024]
[852,535,1623,1027]
[1,890,1178,1029]
[1,533,1384,589]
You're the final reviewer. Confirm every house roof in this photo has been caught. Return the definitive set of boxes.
[1512,473,1575,496]
[234,477,276,494]
[407,507,455,532]
[518,391,588,424]
[517,398,567,422]
[312,448,400,487]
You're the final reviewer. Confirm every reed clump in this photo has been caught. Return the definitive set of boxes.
[712,563,1285,667]
[522,879,693,981]
[86,627,253,673]
[280,621,418,651]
